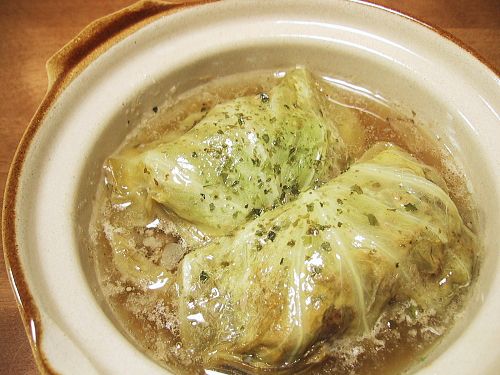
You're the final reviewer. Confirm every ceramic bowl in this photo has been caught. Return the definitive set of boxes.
[3,0,499,374]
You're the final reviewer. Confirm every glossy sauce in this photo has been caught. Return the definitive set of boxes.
[89,70,477,375]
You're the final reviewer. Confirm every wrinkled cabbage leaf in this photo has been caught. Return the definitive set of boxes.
[177,144,476,371]
[105,68,361,235]
[102,68,363,284]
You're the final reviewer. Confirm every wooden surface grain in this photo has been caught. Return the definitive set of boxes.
[0,0,498,373]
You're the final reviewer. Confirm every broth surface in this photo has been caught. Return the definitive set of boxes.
[89,69,477,375]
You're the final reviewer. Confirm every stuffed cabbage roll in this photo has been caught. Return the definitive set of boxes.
[177,143,476,371]
[101,68,364,285]
[105,68,362,236]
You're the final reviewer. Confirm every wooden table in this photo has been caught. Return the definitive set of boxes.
[0,1,498,373]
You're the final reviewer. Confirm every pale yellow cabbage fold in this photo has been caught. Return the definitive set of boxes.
[177,144,476,371]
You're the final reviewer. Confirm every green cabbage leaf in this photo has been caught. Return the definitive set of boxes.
[106,68,361,235]
[177,143,476,371]
[102,68,363,285]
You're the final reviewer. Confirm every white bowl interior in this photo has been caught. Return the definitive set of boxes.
[11,1,499,374]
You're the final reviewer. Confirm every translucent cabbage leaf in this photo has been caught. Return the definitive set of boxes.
[101,68,363,285]
[105,68,362,236]
[177,143,476,371]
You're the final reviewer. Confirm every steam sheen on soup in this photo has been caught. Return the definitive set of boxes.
[89,68,478,375]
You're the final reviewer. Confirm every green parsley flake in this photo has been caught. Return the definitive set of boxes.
[321,242,332,252]
[247,208,263,219]
[199,271,209,283]
[367,213,379,226]
[404,203,418,211]
[351,184,363,194]
[307,225,319,236]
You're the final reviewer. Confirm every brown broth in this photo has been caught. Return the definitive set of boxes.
[89,69,477,375]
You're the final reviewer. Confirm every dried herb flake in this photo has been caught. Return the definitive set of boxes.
[200,271,209,283]
[404,203,418,212]
[367,213,379,226]
[351,184,363,195]
[321,242,332,252]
